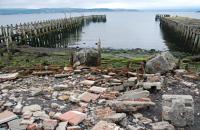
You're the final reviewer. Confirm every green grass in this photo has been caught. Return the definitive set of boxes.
[1,48,199,72]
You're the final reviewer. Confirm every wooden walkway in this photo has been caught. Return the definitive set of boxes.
[158,15,200,53]
[0,15,106,50]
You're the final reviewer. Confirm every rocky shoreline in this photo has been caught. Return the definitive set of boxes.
[0,51,199,130]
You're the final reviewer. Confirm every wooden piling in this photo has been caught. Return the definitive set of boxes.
[0,15,106,49]
[158,15,200,54]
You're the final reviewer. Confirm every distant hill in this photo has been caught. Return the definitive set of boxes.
[0,8,138,15]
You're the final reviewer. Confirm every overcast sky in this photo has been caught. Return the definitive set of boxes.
[0,0,200,9]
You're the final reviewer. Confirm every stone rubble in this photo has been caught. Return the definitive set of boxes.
[0,52,199,130]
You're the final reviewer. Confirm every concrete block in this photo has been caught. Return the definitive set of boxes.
[162,95,194,127]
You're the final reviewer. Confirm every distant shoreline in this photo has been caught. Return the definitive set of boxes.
[0,8,138,15]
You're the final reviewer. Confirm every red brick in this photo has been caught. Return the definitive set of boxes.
[78,92,100,102]
[58,111,86,125]
[95,107,115,119]
[27,123,37,130]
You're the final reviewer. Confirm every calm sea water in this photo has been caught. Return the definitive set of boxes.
[0,12,200,50]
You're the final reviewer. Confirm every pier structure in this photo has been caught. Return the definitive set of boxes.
[0,15,106,50]
[155,14,170,21]
[158,15,200,53]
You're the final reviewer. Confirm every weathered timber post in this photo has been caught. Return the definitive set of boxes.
[97,39,101,66]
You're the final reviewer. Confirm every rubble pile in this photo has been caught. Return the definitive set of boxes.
[0,52,199,130]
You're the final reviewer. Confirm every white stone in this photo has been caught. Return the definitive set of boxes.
[89,86,107,94]
[80,80,95,86]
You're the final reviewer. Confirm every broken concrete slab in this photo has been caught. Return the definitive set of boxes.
[58,111,86,125]
[8,118,27,130]
[138,82,162,90]
[162,95,194,127]
[0,111,18,124]
[107,100,155,112]
[0,73,19,81]
[151,121,175,130]
[118,90,149,100]
[78,92,100,103]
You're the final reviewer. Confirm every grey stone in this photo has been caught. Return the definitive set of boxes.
[13,103,23,114]
[145,52,177,74]
[162,95,194,127]
[73,48,99,66]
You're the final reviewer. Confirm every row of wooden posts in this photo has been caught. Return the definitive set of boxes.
[158,14,200,53]
[0,15,106,52]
